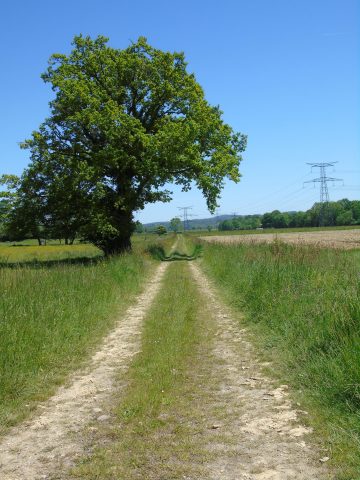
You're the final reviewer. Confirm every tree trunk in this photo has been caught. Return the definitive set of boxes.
[37,237,42,246]
[93,210,135,256]
[101,234,132,256]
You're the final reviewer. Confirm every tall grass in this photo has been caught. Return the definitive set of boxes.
[0,246,152,433]
[202,241,360,478]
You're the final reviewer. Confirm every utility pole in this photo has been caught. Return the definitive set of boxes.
[304,162,343,226]
[178,206,193,231]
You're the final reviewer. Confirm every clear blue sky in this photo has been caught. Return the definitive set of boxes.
[0,0,359,223]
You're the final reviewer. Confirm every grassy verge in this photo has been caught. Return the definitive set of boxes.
[0,242,158,433]
[72,261,212,479]
[201,240,360,478]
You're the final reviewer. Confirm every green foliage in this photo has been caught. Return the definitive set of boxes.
[14,35,246,254]
[155,224,167,236]
[218,214,261,231]
[134,220,144,233]
[0,200,11,240]
[170,216,182,232]
[0,176,38,242]
[217,199,360,232]
[262,200,360,229]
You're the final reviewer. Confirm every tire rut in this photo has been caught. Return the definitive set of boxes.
[189,261,330,480]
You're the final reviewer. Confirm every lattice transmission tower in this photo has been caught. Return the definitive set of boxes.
[178,206,193,231]
[304,162,343,226]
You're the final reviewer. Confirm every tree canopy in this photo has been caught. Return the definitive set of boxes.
[12,35,246,254]
[155,225,167,236]
[170,217,182,232]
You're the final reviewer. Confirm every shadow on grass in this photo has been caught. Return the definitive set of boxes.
[0,255,104,269]
[147,244,203,262]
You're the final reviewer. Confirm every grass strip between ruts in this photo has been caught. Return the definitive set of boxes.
[72,261,211,479]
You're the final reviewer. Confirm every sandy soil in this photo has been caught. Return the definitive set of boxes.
[200,229,360,249]
[189,261,330,479]
[0,262,169,480]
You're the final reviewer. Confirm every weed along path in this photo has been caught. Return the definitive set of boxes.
[0,261,169,480]
[189,261,328,480]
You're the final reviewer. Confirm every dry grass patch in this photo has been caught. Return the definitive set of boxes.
[200,228,360,249]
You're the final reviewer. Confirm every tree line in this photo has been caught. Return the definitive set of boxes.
[218,199,360,231]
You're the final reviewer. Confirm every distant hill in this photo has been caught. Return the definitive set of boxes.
[144,214,246,231]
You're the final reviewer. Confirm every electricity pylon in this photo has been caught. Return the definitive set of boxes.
[178,206,193,231]
[304,162,343,226]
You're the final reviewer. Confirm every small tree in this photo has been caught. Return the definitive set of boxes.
[170,217,182,232]
[134,220,144,233]
[155,225,167,236]
[0,175,44,244]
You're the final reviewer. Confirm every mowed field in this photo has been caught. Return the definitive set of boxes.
[200,228,360,249]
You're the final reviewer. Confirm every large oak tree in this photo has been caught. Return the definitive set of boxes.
[20,35,247,254]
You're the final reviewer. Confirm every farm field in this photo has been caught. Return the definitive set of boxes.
[0,232,359,479]
[0,233,158,264]
[200,228,360,249]
[0,243,102,264]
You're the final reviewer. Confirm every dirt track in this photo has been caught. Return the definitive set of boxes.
[199,229,360,249]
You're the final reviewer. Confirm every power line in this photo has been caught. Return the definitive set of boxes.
[178,206,193,231]
[236,171,314,213]
[304,162,343,226]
